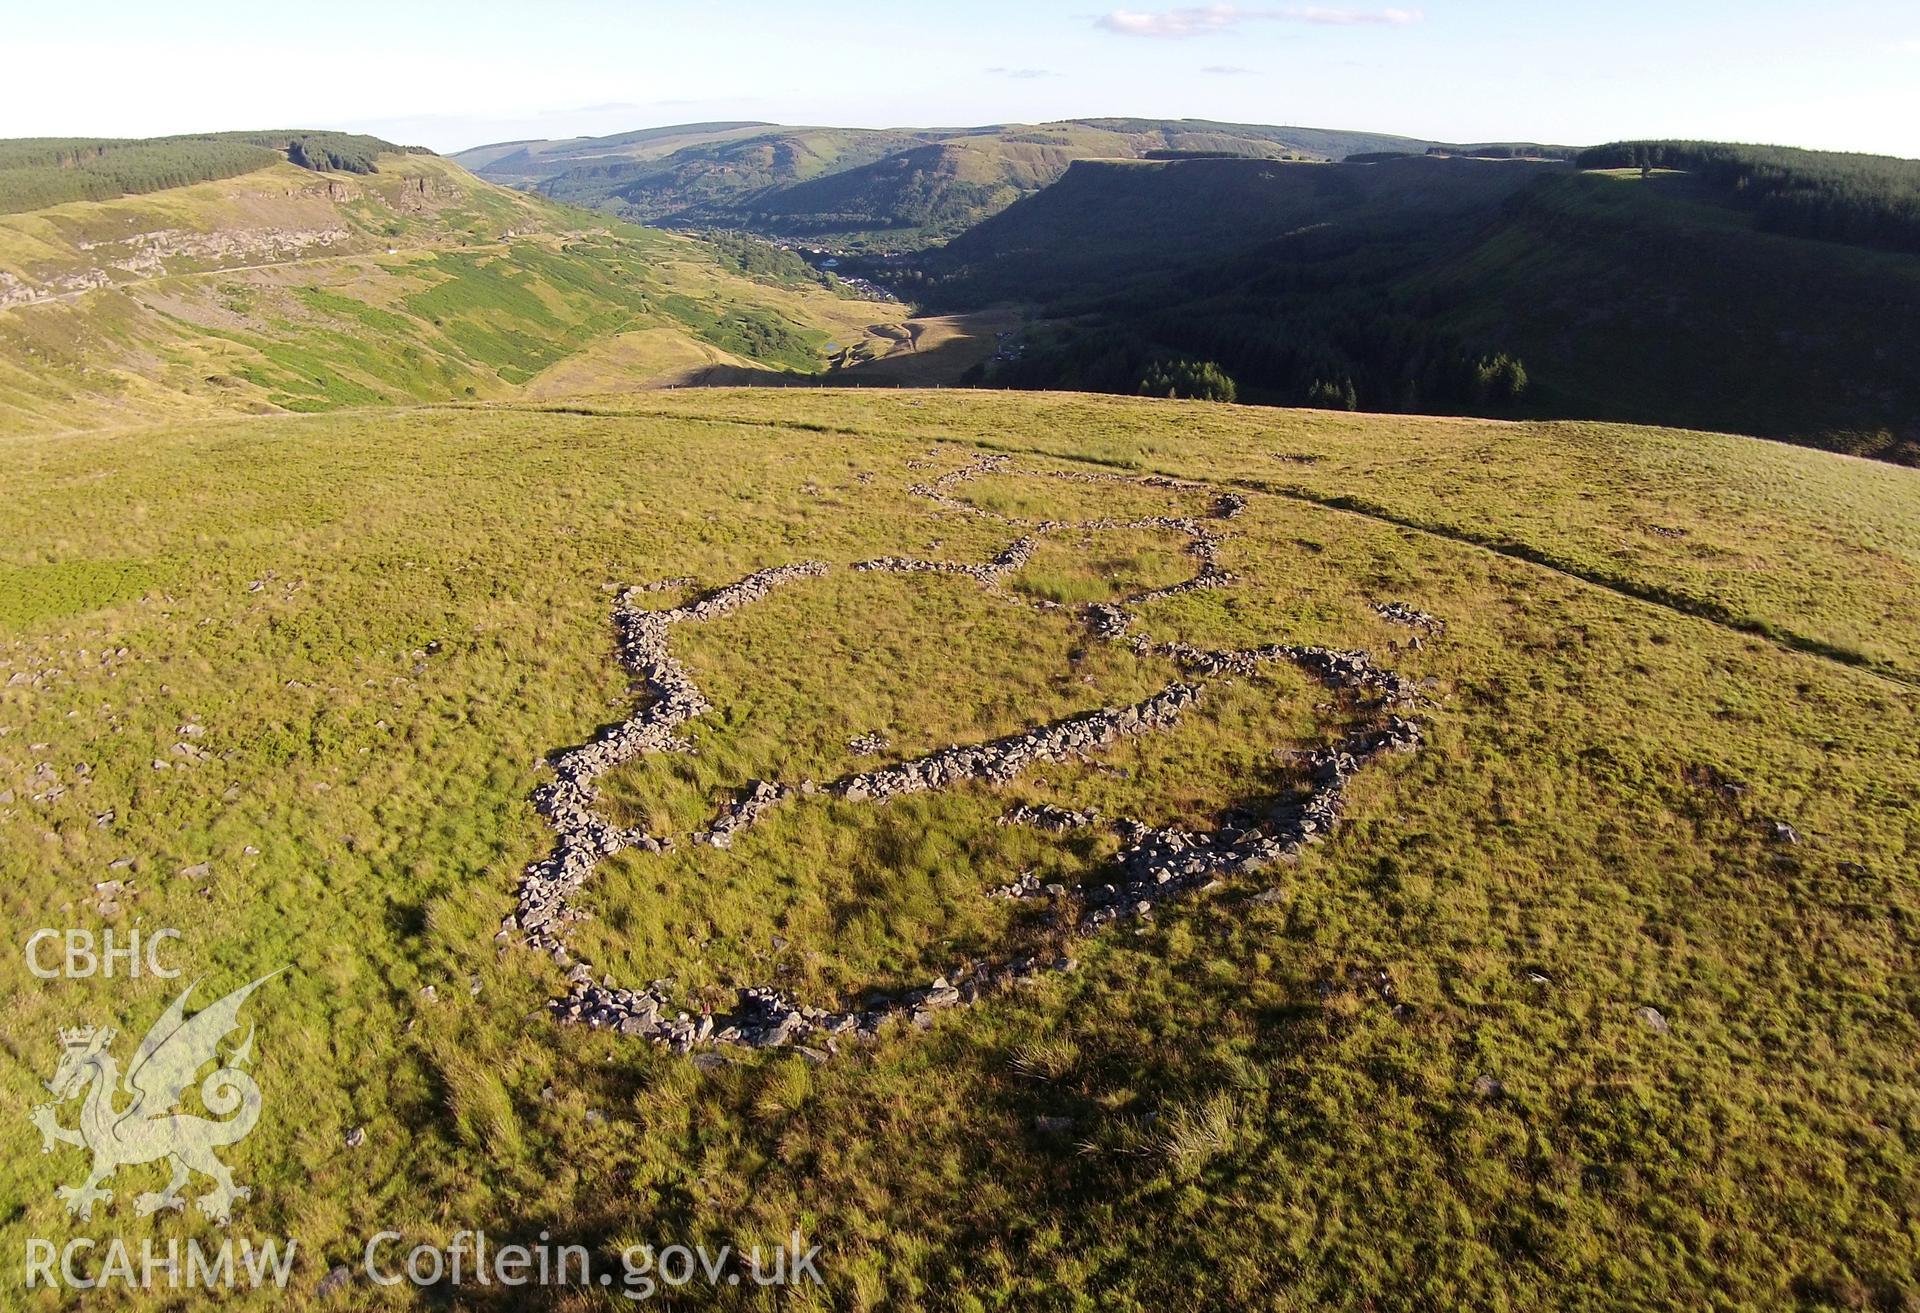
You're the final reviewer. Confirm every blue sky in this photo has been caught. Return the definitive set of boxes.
[3,1,1915,157]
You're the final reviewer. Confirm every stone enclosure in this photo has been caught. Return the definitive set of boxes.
[502,451,1439,1056]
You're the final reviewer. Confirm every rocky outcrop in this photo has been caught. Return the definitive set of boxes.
[3,228,353,310]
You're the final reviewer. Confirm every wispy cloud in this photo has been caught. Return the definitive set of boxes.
[1096,5,1422,37]
[1201,63,1259,74]
[986,66,1060,79]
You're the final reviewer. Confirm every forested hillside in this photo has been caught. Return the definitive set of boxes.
[0,131,415,213]
[1578,140,1920,254]
[898,153,1920,463]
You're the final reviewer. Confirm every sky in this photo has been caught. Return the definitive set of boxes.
[3,1,1916,158]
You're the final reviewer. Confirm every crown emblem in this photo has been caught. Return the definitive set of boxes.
[57,1026,103,1051]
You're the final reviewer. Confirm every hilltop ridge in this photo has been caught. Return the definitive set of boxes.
[454,118,1453,248]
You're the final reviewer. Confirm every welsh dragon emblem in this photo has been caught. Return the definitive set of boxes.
[28,970,281,1224]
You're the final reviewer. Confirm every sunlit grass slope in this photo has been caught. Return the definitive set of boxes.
[0,390,1914,1309]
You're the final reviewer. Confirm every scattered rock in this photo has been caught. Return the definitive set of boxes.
[1372,600,1447,636]
[1633,1006,1670,1035]
[1002,803,1099,833]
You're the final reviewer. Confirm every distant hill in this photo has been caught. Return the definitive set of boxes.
[902,152,1920,463]
[0,135,905,432]
[454,119,1449,249]
[553,127,937,226]
[450,122,781,184]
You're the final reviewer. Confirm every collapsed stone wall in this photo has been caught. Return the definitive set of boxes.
[836,682,1201,803]
[854,535,1038,583]
[511,564,827,945]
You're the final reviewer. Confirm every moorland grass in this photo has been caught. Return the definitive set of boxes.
[0,392,1914,1309]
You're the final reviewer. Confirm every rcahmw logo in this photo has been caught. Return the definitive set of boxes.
[22,968,297,1293]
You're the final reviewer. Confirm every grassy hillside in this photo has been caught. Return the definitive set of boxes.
[910,155,1920,462]
[1,388,1914,1308]
[0,146,911,431]
[466,119,1446,250]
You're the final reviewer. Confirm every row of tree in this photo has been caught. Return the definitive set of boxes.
[969,313,1529,415]
[0,132,409,215]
